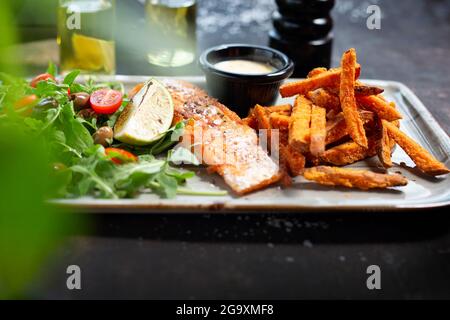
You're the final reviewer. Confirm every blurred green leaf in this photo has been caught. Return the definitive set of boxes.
[0,122,77,298]
[63,70,81,86]
[46,61,58,78]
[0,3,81,295]
[0,1,21,75]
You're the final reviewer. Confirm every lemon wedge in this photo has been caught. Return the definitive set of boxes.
[72,33,115,73]
[114,79,174,146]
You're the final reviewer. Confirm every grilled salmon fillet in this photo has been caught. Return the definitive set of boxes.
[162,79,282,195]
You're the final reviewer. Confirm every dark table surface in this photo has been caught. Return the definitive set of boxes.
[33,0,450,299]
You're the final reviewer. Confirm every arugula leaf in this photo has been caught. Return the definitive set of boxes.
[23,117,45,132]
[46,61,58,78]
[55,142,83,159]
[58,103,93,154]
[113,160,164,197]
[37,107,61,133]
[165,167,195,184]
[169,147,200,166]
[150,121,185,155]
[115,171,154,197]
[63,70,81,86]
[71,165,117,199]
[150,172,178,199]
[69,82,89,94]
[124,160,166,175]
[33,80,69,104]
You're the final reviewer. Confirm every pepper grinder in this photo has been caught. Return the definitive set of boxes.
[269,0,335,77]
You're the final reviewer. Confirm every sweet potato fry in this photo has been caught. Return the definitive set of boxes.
[265,104,292,115]
[254,104,271,130]
[281,172,293,187]
[280,144,305,177]
[321,138,377,166]
[360,110,376,123]
[326,109,340,120]
[242,107,257,128]
[354,85,384,96]
[339,48,368,148]
[303,152,320,167]
[327,84,384,97]
[279,129,289,146]
[287,147,306,177]
[310,105,326,156]
[307,67,328,78]
[377,121,393,168]
[304,166,408,190]
[325,111,374,145]
[289,95,312,152]
[357,95,402,121]
[270,113,290,130]
[382,120,449,176]
[254,104,273,151]
[280,64,361,98]
[277,145,293,187]
[325,113,347,145]
[242,113,257,129]
[307,88,341,112]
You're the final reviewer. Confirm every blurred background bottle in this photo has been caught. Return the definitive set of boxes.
[145,0,197,70]
[269,0,335,77]
[57,0,116,74]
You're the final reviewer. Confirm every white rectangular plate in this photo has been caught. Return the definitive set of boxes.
[55,76,450,213]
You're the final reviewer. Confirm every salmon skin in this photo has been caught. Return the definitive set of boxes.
[162,79,282,195]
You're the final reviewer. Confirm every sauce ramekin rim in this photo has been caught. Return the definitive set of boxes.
[199,43,294,83]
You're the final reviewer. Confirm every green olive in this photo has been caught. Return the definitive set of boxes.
[93,126,114,147]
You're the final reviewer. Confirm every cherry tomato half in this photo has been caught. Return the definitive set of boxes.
[30,73,55,88]
[90,89,123,115]
[105,148,138,165]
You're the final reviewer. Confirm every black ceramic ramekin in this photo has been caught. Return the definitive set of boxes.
[199,44,294,117]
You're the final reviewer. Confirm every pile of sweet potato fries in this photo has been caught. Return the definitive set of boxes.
[243,48,449,190]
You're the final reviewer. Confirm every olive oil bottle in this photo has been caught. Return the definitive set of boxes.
[57,0,116,74]
[145,0,197,68]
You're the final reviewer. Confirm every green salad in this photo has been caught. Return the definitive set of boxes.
[0,63,226,199]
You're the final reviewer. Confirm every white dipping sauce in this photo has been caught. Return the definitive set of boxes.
[214,59,275,75]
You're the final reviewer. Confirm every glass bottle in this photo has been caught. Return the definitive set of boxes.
[145,0,197,68]
[57,0,116,75]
